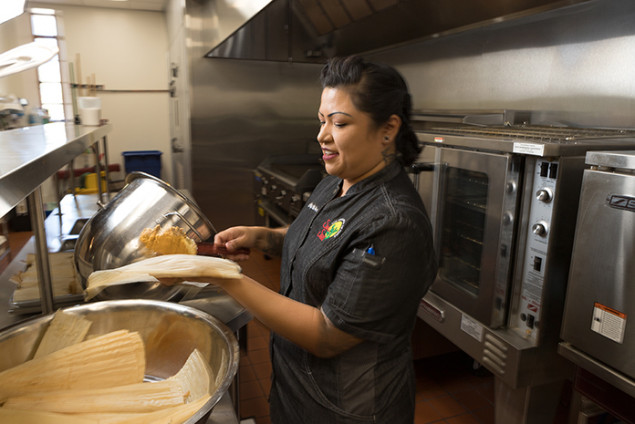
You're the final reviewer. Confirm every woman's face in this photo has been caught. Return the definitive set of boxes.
[317,87,394,193]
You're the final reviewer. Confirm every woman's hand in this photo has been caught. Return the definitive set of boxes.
[213,226,258,261]
[214,226,288,259]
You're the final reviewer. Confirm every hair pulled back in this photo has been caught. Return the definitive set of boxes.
[320,56,421,166]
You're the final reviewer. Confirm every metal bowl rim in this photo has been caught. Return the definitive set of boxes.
[124,171,216,234]
[0,299,239,424]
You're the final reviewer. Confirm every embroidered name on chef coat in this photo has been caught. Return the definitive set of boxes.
[306,202,319,212]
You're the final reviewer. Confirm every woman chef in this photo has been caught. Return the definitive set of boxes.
[212,56,437,423]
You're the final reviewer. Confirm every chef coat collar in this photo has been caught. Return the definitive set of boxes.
[336,160,403,197]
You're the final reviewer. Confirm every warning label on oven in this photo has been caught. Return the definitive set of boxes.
[513,142,545,156]
[460,314,484,342]
[591,302,626,344]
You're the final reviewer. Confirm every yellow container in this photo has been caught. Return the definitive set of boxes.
[75,171,107,194]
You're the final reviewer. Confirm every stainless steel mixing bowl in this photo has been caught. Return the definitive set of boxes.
[74,171,216,301]
[0,300,239,424]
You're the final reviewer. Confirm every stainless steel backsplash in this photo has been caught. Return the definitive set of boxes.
[183,0,635,231]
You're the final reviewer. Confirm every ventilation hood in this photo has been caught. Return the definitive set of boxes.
[205,0,589,62]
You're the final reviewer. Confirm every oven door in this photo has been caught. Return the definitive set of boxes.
[413,145,521,328]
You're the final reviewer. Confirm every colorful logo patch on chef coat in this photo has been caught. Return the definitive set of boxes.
[317,218,345,241]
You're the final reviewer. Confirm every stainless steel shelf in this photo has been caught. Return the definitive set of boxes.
[0,122,112,219]
[0,123,112,315]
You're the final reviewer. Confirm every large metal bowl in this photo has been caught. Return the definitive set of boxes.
[0,300,239,423]
[74,172,216,301]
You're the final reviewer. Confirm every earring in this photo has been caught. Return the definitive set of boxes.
[384,136,389,142]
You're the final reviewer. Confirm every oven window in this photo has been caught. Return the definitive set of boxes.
[439,167,488,296]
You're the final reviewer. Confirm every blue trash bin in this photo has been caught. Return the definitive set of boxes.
[122,150,162,178]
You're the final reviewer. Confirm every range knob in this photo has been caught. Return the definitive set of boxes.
[535,188,553,203]
[531,221,549,237]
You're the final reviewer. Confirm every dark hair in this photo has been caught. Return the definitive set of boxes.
[320,56,421,166]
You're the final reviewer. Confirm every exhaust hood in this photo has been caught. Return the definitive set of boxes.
[205,0,589,62]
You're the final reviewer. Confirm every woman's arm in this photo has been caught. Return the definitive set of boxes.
[213,225,362,357]
[217,274,363,358]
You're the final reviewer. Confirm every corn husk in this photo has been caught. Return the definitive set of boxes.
[34,310,92,358]
[84,254,242,300]
[3,378,187,413]
[0,408,97,424]
[75,395,211,424]
[169,348,213,403]
[10,252,82,302]
[0,397,210,424]
[3,348,211,415]
[0,330,145,402]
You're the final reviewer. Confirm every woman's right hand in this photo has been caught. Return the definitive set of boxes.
[214,226,288,260]
[214,226,256,261]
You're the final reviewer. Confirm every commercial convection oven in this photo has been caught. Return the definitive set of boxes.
[410,111,635,423]
[559,150,635,422]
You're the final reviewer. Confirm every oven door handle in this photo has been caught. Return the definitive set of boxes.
[410,163,436,173]
[409,161,447,260]
[409,162,439,191]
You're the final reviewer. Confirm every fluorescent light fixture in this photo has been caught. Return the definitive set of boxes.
[0,0,26,25]
[0,42,59,78]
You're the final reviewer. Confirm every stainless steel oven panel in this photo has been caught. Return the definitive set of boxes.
[418,291,574,388]
[561,166,635,381]
[415,147,521,328]
[509,156,586,346]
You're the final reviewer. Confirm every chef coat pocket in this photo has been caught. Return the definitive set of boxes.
[359,248,385,269]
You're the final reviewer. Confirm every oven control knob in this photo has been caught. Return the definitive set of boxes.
[535,188,553,203]
[531,221,549,237]
[506,181,517,194]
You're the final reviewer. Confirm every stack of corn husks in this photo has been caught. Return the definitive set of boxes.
[0,311,213,423]
[10,252,83,303]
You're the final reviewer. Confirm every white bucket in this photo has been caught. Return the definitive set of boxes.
[78,96,101,126]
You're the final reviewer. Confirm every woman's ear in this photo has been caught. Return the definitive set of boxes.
[383,114,402,143]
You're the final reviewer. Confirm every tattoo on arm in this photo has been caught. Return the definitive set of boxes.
[262,230,285,257]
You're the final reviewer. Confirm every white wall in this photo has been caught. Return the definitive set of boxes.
[31,3,173,190]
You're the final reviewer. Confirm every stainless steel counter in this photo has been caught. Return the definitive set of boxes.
[1,123,113,315]
[0,122,112,219]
